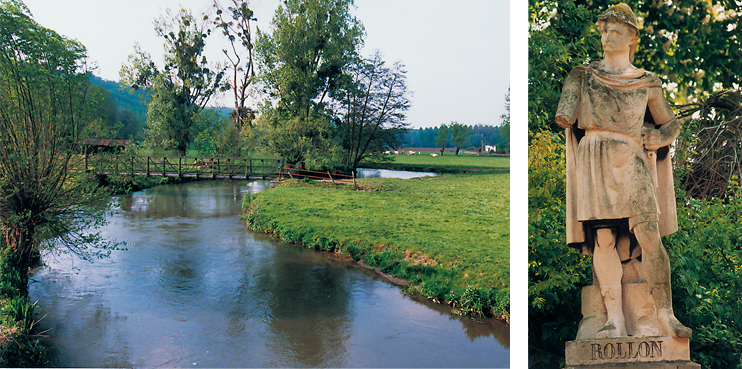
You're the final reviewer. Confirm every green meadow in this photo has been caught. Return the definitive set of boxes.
[363,153,509,173]
[243,155,510,319]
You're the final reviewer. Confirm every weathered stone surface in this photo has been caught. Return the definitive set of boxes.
[565,336,691,366]
[577,262,659,340]
[566,361,701,369]
[556,3,693,348]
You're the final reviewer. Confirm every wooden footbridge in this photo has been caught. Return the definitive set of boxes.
[77,154,284,180]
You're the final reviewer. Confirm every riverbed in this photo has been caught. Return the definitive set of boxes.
[29,180,509,367]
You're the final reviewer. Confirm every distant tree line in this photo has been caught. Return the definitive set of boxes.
[403,124,508,151]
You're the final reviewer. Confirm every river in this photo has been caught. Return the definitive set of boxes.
[356,168,436,179]
[29,180,509,367]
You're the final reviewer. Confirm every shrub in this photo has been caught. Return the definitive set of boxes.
[664,184,742,368]
[528,131,592,368]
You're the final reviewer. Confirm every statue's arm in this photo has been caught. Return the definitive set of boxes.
[643,85,681,150]
[555,67,583,128]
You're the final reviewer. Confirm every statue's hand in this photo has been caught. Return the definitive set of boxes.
[642,127,663,151]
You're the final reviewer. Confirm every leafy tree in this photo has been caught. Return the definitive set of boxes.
[255,0,363,167]
[435,124,449,155]
[499,88,510,153]
[334,52,410,170]
[213,0,258,129]
[449,122,470,156]
[82,85,124,139]
[121,7,226,156]
[91,75,148,126]
[0,0,115,267]
[192,108,245,157]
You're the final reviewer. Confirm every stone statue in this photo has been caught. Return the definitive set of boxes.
[555,3,691,341]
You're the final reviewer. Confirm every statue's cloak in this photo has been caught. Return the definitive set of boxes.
[556,62,678,259]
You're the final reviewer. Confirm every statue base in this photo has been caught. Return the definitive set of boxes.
[565,336,699,368]
[566,262,699,368]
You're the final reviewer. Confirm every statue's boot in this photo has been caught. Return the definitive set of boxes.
[596,286,627,338]
[651,283,692,338]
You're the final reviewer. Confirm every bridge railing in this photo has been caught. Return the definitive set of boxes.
[77,154,283,180]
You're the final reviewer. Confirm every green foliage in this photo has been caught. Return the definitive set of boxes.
[528,0,599,133]
[448,122,471,156]
[191,108,248,157]
[243,173,510,319]
[90,75,148,128]
[528,131,592,368]
[0,0,117,265]
[673,89,742,200]
[121,7,226,156]
[663,185,742,368]
[404,125,508,150]
[499,89,511,153]
[0,245,46,366]
[255,108,340,168]
[434,124,450,153]
[255,0,363,167]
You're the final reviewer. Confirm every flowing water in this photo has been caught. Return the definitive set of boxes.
[29,181,509,368]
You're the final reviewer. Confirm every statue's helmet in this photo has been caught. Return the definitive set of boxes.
[597,3,640,35]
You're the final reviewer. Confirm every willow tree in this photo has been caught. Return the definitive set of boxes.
[0,0,113,267]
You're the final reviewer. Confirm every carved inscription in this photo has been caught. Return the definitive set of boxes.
[590,341,662,361]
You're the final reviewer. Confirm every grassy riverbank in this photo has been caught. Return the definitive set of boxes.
[243,171,510,320]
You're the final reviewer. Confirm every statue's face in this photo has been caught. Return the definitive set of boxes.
[599,20,636,56]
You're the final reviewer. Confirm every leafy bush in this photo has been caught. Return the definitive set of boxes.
[664,184,742,368]
[528,131,592,368]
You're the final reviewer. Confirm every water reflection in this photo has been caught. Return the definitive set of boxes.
[29,180,508,367]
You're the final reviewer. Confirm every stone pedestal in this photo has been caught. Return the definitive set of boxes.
[566,262,699,368]
[565,336,699,368]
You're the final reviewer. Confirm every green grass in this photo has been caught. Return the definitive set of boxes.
[243,172,510,319]
[362,153,509,173]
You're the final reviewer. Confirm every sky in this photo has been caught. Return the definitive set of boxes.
[22,0,509,129]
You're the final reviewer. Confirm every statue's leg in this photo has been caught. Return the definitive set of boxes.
[633,221,692,338]
[593,227,627,338]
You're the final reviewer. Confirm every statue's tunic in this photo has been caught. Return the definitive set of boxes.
[556,62,678,257]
